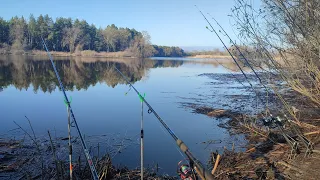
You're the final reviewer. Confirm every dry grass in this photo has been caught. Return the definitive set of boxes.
[28,50,71,56]
[80,50,132,58]
[17,50,134,58]
[187,54,231,59]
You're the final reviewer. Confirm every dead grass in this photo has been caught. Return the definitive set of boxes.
[187,55,231,59]
[80,50,132,58]
[26,50,133,58]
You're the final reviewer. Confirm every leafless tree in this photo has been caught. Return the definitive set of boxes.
[232,0,320,111]
[129,31,156,58]
[62,27,81,53]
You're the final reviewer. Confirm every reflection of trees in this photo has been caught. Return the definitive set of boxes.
[0,56,184,93]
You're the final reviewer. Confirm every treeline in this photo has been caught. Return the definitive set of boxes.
[186,48,228,56]
[0,15,185,57]
[153,45,186,57]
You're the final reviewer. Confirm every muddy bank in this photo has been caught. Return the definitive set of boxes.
[180,72,320,179]
[197,106,320,179]
[0,135,177,180]
[0,124,175,179]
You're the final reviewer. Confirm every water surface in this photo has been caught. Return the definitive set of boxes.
[0,55,246,175]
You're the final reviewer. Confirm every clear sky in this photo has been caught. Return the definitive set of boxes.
[0,0,261,47]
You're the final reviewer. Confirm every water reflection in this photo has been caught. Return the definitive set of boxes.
[0,56,184,92]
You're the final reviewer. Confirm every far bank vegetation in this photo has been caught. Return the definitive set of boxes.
[0,15,186,58]
[186,47,260,59]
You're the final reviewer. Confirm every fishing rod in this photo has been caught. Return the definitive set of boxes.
[203,8,314,156]
[140,95,144,180]
[208,14,269,94]
[205,10,299,117]
[67,107,73,180]
[115,67,214,180]
[196,6,264,103]
[41,38,99,180]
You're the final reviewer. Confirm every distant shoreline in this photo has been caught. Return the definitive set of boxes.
[0,49,135,58]
[0,49,231,59]
[186,54,231,59]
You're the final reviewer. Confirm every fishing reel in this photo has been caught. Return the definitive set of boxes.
[264,115,314,158]
[177,159,197,180]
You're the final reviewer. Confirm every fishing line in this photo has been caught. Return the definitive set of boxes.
[208,13,269,94]
[212,58,251,89]
[196,5,265,104]
[204,9,298,116]
[158,124,185,159]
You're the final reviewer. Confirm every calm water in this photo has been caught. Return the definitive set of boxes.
[0,55,246,175]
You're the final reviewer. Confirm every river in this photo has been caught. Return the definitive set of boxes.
[0,55,249,175]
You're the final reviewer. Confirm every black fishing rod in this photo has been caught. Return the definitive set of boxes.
[196,6,264,103]
[41,38,99,180]
[208,14,269,94]
[114,67,214,180]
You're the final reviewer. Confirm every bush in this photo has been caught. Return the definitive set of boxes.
[232,0,320,119]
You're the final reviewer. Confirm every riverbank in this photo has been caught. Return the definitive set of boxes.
[186,54,231,59]
[183,73,320,179]
[0,49,134,58]
[192,106,320,179]
[0,48,233,59]
[0,137,176,179]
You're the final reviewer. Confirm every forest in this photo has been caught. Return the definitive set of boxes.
[0,15,185,58]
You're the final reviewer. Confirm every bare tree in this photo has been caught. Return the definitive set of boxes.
[231,0,320,110]
[9,16,27,51]
[62,27,81,53]
[129,31,156,58]
[102,24,119,52]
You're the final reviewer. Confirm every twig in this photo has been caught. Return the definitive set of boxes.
[13,121,39,150]
[48,130,62,179]
[304,131,320,136]
[211,154,221,175]
[14,120,44,179]
[25,116,38,145]
[277,161,302,174]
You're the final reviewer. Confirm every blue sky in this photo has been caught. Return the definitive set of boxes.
[0,0,261,47]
